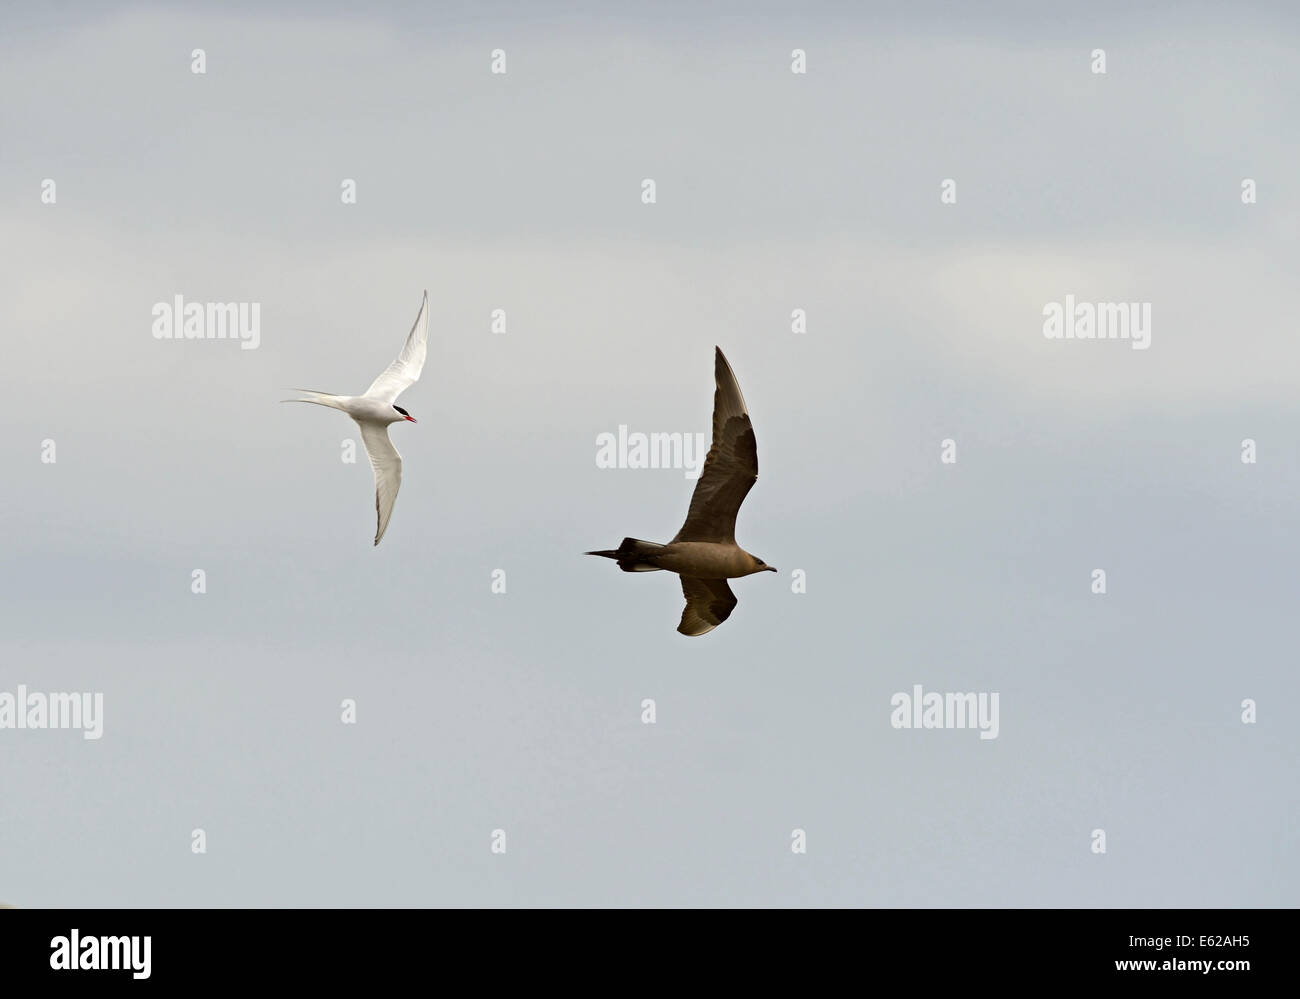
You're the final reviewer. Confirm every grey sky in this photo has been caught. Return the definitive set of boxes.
[1,1,1296,906]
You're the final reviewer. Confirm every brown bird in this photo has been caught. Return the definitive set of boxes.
[587,346,776,636]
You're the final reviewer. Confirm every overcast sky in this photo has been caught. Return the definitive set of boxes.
[1,0,1297,907]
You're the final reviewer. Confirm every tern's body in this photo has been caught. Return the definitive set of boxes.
[587,347,775,636]
[306,396,407,425]
[284,291,430,546]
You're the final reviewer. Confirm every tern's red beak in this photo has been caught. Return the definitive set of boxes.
[405,416,417,423]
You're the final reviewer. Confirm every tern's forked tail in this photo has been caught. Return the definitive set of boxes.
[281,389,347,410]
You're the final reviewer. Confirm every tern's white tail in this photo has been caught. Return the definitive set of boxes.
[281,389,348,410]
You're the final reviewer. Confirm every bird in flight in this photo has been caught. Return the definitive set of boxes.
[284,291,429,546]
[587,346,776,636]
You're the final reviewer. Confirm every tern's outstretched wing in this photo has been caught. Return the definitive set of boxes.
[672,347,758,544]
[364,291,429,404]
[358,422,403,546]
[677,576,737,636]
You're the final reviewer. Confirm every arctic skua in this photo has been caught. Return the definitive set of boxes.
[587,346,776,636]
